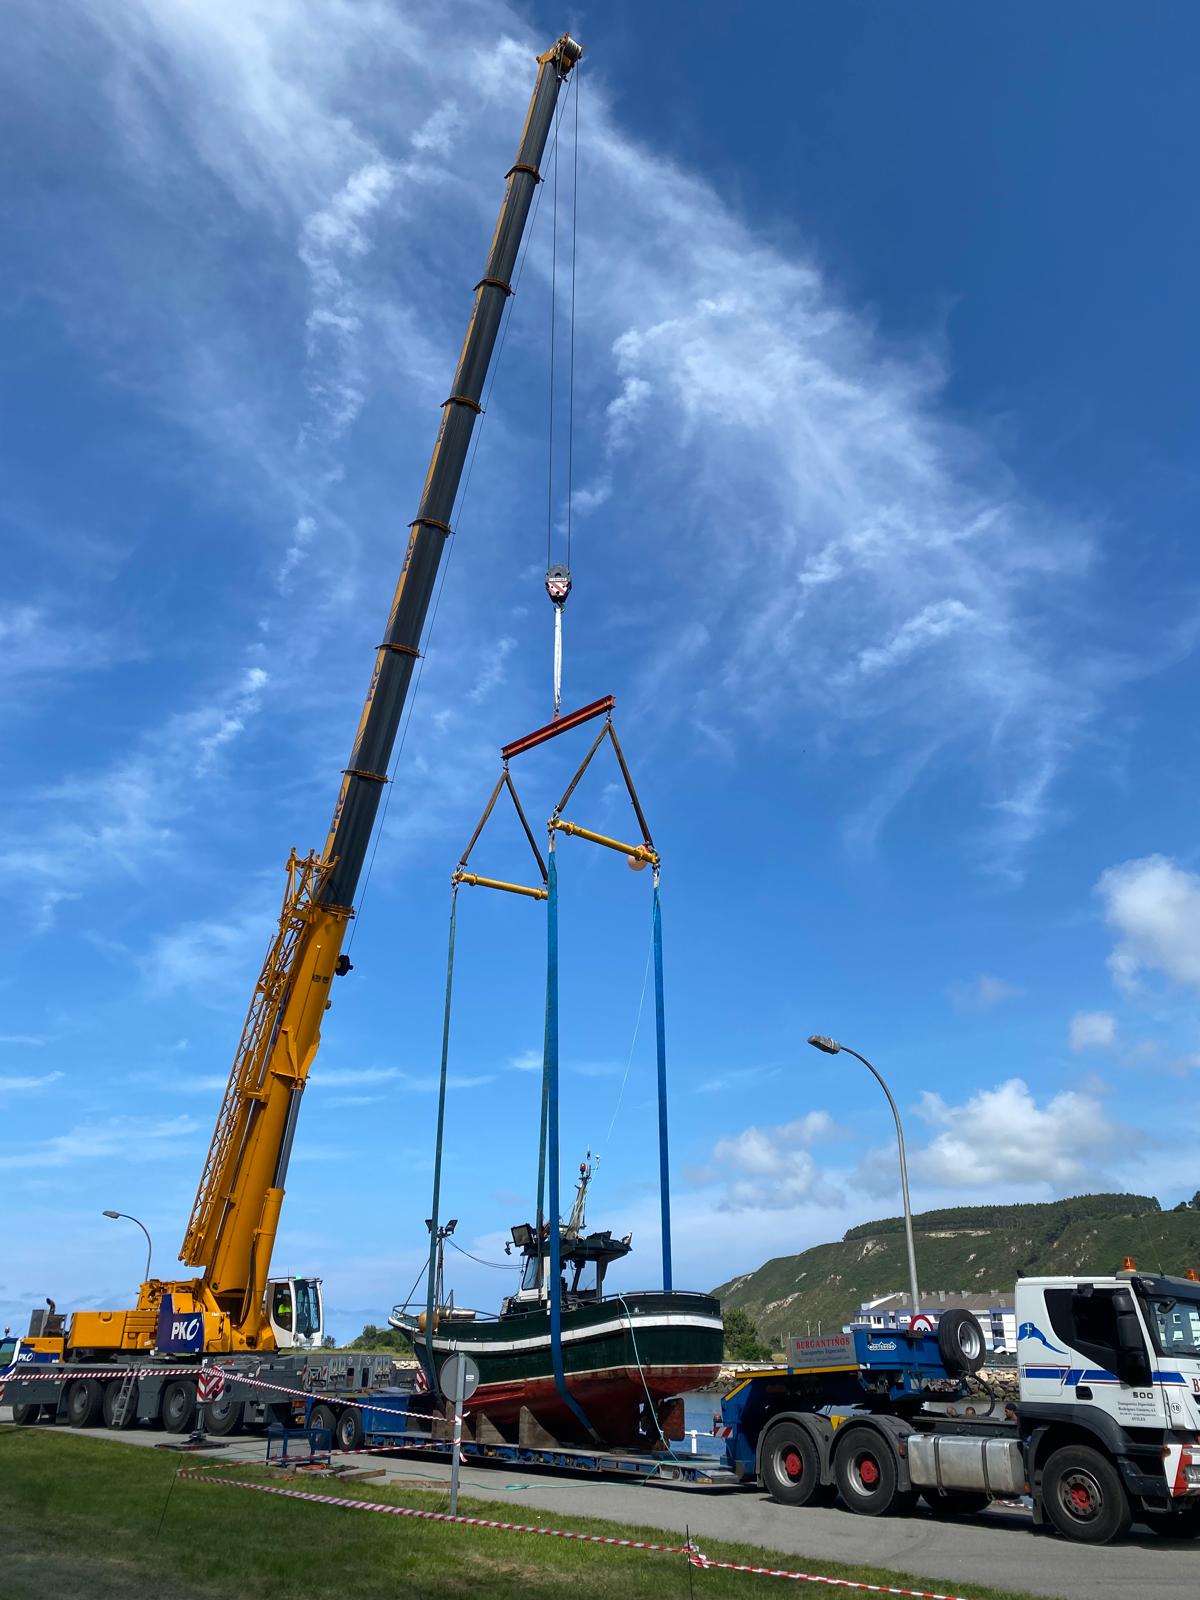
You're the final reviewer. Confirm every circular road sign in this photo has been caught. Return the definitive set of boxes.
[439,1353,480,1401]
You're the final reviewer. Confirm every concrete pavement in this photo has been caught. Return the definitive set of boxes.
[4,1408,1198,1600]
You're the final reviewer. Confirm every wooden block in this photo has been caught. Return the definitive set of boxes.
[518,1406,559,1449]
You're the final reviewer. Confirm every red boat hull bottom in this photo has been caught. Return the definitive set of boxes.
[463,1363,721,1446]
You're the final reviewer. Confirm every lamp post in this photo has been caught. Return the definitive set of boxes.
[102,1209,153,1285]
[806,1036,921,1319]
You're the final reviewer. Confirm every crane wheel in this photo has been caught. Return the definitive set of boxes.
[204,1395,244,1436]
[103,1379,139,1429]
[161,1380,197,1435]
[65,1378,105,1428]
[10,1402,42,1426]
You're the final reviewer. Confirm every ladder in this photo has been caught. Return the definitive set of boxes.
[108,1368,137,1428]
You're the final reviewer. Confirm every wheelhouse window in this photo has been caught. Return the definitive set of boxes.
[520,1254,544,1293]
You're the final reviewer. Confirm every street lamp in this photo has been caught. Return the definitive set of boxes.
[806,1036,921,1319]
[102,1209,153,1285]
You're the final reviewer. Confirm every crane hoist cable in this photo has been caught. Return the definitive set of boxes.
[544,67,581,721]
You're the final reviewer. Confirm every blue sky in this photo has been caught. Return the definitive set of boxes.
[3,1,1199,1342]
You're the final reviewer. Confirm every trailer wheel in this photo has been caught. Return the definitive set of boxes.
[102,1379,139,1429]
[161,1380,197,1435]
[936,1310,986,1376]
[309,1403,337,1446]
[1042,1445,1131,1544]
[760,1422,834,1507]
[65,1377,105,1428]
[10,1401,42,1426]
[204,1395,244,1436]
[834,1427,915,1517]
[335,1406,364,1451]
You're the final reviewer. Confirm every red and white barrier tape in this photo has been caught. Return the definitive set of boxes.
[179,1472,980,1599]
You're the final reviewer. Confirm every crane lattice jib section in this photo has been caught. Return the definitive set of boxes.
[180,852,333,1267]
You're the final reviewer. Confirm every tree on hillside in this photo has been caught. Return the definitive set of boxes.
[349,1324,409,1352]
[723,1307,772,1361]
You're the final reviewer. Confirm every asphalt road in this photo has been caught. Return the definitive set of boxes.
[4,1409,1198,1600]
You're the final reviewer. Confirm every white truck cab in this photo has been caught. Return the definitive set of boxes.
[1016,1271,1200,1538]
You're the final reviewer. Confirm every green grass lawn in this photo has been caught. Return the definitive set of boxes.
[0,1426,1044,1600]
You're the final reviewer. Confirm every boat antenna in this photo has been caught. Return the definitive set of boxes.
[564,1151,595,1238]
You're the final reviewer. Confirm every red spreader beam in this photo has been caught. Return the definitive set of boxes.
[501,695,615,762]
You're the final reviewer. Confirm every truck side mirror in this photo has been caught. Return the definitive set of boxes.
[1113,1299,1151,1385]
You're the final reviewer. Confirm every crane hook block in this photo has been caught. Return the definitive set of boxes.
[546,564,572,607]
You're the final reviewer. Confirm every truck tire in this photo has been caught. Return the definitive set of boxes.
[102,1379,139,1429]
[936,1310,986,1376]
[309,1403,337,1445]
[335,1406,364,1451]
[1042,1445,1131,1544]
[834,1427,916,1517]
[65,1377,105,1428]
[10,1401,42,1426]
[204,1395,244,1436]
[760,1422,834,1507]
[161,1380,197,1435]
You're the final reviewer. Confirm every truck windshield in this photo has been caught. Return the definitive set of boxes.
[294,1280,322,1339]
[1146,1292,1200,1358]
[0,1337,16,1368]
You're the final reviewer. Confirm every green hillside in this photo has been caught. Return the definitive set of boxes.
[713,1193,1200,1348]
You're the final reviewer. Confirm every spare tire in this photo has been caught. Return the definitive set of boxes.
[937,1310,986,1375]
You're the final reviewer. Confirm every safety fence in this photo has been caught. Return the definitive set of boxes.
[178,1471,980,1599]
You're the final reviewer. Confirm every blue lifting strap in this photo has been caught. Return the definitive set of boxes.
[545,850,596,1438]
[652,879,672,1290]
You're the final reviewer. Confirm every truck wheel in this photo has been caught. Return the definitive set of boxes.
[10,1401,41,1426]
[936,1311,986,1376]
[161,1380,197,1435]
[65,1378,105,1428]
[835,1427,914,1517]
[102,1379,139,1429]
[335,1406,364,1451]
[204,1396,244,1436]
[925,1490,990,1518]
[760,1422,834,1507]
[1042,1445,1131,1544]
[309,1403,337,1445]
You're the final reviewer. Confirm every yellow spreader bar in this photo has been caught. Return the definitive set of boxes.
[454,871,547,901]
[552,818,659,867]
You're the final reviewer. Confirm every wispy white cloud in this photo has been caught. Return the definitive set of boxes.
[1069,1010,1118,1052]
[698,1111,843,1212]
[949,974,1024,1011]
[2,665,271,931]
[0,1071,63,1092]
[0,1114,198,1171]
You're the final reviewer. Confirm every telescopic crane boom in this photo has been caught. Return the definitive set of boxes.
[67,32,584,1358]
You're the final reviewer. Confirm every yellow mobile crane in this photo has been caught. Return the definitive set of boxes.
[39,34,584,1372]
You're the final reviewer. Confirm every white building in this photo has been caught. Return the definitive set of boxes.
[849,1290,1016,1355]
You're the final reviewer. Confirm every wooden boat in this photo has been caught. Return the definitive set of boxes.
[390,1166,723,1445]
